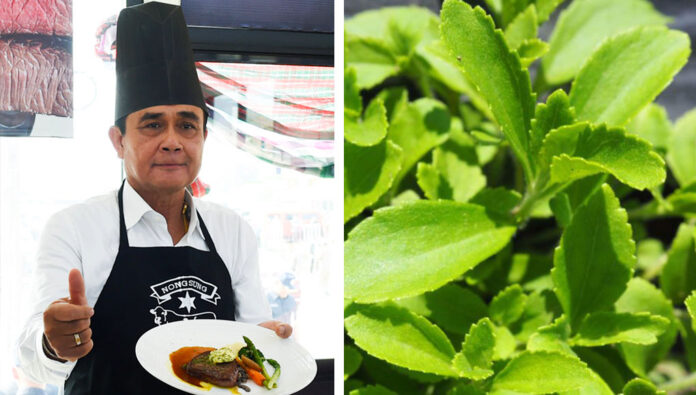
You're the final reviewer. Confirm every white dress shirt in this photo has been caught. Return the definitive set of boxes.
[16,181,272,386]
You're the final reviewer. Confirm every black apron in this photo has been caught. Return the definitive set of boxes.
[65,183,236,394]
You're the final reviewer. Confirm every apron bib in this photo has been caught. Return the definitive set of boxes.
[65,183,236,394]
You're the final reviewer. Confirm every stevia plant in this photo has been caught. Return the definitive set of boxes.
[343,0,696,393]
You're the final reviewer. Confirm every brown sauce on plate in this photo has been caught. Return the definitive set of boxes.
[170,346,216,388]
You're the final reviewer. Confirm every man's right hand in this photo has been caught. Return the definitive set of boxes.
[43,269,95,362]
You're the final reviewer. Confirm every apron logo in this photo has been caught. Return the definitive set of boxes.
[149,275,221,305]
[148,276,222,326]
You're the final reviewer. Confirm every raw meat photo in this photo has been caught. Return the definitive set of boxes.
[0,0,73,136]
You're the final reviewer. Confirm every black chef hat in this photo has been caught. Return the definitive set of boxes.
[115,1,207,124]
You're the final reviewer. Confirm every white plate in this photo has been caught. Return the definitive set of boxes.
[135,320,317,395]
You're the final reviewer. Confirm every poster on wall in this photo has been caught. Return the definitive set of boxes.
[0,0,73,137]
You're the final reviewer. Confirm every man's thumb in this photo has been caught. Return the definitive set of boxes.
[68,269,87,306]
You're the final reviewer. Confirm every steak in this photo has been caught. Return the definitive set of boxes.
[0,0,72,36]
[183,351,241,388]
[0,39,72,117]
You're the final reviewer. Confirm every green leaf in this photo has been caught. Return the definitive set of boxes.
[345,345,363,380]
[511,290,559,342]
[490,284,528,325]
[344,139,402,223]
[453,318,496,379]
[616,278,679,377]
[622,378,665,395]
[391,190,421,206]
[626,103,672,155]
[504,5,537,50]
[346,379,365,394]
[666,181,696,215]
[573,347,634,394]
[395,284,488,336]
[358,354,433,394]
[527,316,574,356]
[388,98,451,187]
[542,0,670,85]
[540,123,665,190]
[345,98,389,147]
[345,303,457,376]
[349,385,399,395]
[635,239,665,274]
[345,67,362,116]
[416,141,486,203]
[530,89,576,167]
[667,108,696,187]
[345,6,438,53]
[687,292,696,333]
[534,0,565,24]
[441,0,536,179]
[552,184,636,330]
[345,201,515,303]
[470,187,522,224]
[518,38,549,67]
[345,37,400,89]
[491,351,597,393]
[570,312,669,347]
[569,26,690,127]
[660,223,696,304]
[493,325,517,361]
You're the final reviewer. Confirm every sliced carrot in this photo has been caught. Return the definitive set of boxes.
[245,367,265,387]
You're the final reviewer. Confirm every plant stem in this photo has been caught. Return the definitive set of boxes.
[658,372,696,392]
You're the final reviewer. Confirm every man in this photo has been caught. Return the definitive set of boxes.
[17,2,291,393]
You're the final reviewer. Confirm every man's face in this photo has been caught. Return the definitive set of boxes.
[109,104,206,195]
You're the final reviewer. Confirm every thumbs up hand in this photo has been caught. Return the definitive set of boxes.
[43,269,95,362]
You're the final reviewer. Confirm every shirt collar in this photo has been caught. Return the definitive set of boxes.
[122,180,205,240]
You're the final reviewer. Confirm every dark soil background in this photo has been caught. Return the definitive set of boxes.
[345,0,696,121]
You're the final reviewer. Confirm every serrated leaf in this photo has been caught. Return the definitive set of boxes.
[660,223,696,304]
[345,37,400,89]
[570,312,669,347]
[511,289,559,342]
[453,318,496,379]
[667,108,696,187]
[491,351,597,393]
[345,201,515,303]
[687,292,696,333]
[416,147,486,203]
[345,67,362,116]
[500,0,532,28]
[540,123,665,190]
[344,139,402,223]
[345,345,363,380]
[345,303,457,376]
[518,38,548,67]
[388,98,451,187]
[543,0,670,85]
[375,87,409,122]
[616,278,679,377]
[569,26,690,127]
[530,89,576,166]
[552,184,636,330]
[490,284,528,325]
[345,98,388,147]
[396,284,488,336]
[349,385,399,395]
[626,103,672,155]
[527,316,574,356]
[441,0,536,179]
[504,5,537,50]
[622,378,664,395]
